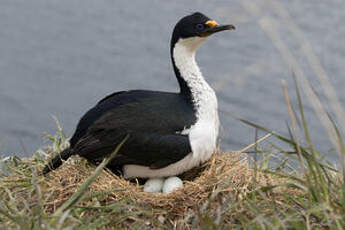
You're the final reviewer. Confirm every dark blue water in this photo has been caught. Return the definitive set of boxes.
[1,0,344,162]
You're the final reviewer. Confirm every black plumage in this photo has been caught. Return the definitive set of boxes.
[43,90,196,174]
[42,12,235,176]
[72,91,196,167]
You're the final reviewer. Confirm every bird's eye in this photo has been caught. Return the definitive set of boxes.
[196,23,205,31]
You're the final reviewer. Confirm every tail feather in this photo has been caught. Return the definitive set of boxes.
[42,148,73,175]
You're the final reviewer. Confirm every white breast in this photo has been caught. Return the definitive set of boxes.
[123,37,219,179]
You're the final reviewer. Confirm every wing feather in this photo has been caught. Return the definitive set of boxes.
[70,90,196,170]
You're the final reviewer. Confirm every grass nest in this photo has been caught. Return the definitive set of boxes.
[41,151,289,219]
[2,146,297,228]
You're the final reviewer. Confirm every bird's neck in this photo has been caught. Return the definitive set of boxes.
[171,37,217,119]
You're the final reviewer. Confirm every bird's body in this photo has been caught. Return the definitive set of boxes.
[72,90,198,178]
[43,12,235,192]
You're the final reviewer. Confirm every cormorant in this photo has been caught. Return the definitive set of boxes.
[43,12,235,193]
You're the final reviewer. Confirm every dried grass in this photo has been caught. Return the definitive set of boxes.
[1,130,304,229]
[33,151,294,221]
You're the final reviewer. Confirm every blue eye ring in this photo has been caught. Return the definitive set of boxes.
[196,23,205,31]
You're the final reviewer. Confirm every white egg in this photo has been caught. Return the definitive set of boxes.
[162,176,183,194]
[143,178,164,193]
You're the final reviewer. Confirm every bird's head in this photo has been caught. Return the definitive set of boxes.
[171,12,235,52]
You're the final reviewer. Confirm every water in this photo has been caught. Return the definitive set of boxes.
[1,0,344,162]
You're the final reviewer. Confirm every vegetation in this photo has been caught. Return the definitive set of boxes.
[0,78,344,229]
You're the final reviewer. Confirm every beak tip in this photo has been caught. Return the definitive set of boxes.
[228,24,236,30]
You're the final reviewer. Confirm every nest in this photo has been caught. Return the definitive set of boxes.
[1,147,300,229]
[41,151,285,219]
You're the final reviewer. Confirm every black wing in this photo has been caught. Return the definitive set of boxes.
[70,90,196,169]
